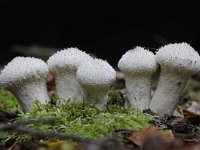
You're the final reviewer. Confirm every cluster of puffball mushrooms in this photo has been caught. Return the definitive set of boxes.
[0,42,200,117]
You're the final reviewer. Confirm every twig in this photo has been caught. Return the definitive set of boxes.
[0,123,90,143]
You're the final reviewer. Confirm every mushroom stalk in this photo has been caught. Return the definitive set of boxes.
[82,85,109,109]
[10,79,49,112]
[124,73,152,110]
[55,70,84,102]
[150,68,190,116]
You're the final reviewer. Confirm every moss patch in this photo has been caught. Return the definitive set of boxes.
[0,89,21,112]
[0,96,152,144]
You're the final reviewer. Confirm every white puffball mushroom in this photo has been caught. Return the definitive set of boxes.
[47,47,92,102]
[118,46,157,111]
[0,57,49,112]
[77,59,116,109]
[150,42,200,117]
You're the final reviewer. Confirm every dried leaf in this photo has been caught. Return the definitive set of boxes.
[166,116,191,133]
[182,109,200,125]
[126,126,173,146]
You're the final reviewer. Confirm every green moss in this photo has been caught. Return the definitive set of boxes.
[0,89,21,112]
[0,94,152,144]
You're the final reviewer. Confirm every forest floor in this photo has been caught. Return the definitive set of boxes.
[0,73,200,150]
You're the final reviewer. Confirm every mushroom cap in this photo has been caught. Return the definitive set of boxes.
[0,57,48,88]
[47,47,92,73]
[118,46,157,74]
[77,59,116,86]
[156,42,200,72]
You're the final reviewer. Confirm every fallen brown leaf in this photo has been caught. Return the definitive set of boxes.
[166,117,191,133]
[177,102,200,125]
[126,125,174,146]
[182,109,200,125]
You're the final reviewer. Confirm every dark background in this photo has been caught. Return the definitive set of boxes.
[0,1,199,67]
